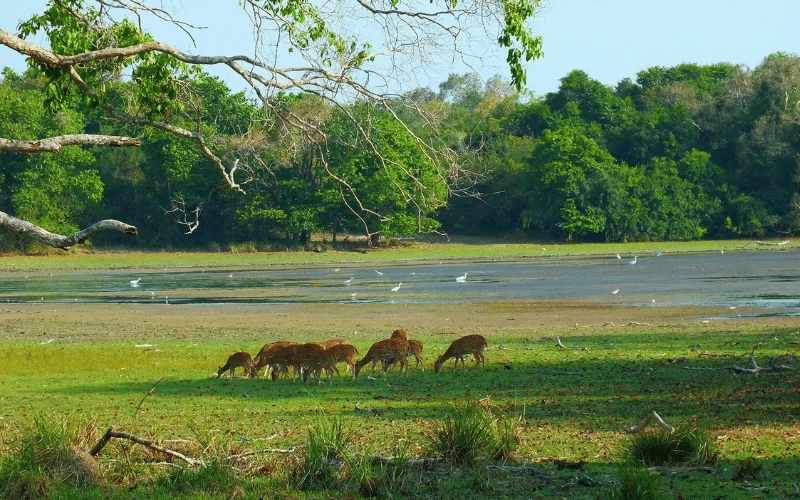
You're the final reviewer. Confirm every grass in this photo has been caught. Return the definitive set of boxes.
[0,238,792,272]
[624,426,717,467]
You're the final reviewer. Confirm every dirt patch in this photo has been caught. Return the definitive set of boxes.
[1,300,795,343]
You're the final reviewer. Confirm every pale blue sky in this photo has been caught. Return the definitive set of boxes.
[2,0,799,96]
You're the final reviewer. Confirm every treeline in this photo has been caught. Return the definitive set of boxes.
[1,53,799,250]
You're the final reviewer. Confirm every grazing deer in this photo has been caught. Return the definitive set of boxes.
[270,343,325,381]
[302,348,338,384]
[377,338,424,373]
[216,352,254,380]
[390,329,408,341]
[311,338,347,350]
[324,343,360,379]
[253,341,298,377]
[355,338,409,377]
[433,335,487,374]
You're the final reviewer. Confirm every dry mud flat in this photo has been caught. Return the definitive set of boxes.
[2,299,796,342]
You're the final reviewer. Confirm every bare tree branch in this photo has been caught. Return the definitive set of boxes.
[0,211,137,250]
[0,134,140,153]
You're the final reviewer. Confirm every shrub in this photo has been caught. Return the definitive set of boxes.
[624,427,716,467]
[0,415,100,499]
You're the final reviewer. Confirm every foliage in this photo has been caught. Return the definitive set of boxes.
[4,52,800,247]
[731,456,765,482]
[292,413,349,490]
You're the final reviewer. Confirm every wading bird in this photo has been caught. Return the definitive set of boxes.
[391,283,402,292]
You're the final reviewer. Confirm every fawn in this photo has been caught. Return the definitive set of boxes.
[216,352,254,380]
[355,338,409,377]
[433,335,487,374]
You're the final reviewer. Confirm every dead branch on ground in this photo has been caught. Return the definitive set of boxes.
[626,411,675,434]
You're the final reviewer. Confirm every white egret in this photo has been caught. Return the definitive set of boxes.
[375,270,384,275]
[333,268,340,272]
[612,289,619,295]
[130,278,141,284]
[391,283,402,292]
[629,256,638,265]
[344,277,354,285]
[616,253,621,260]
[228,273,233,278]
[350,292,357,300]
[456,272,468,282]
[656,251,663,257]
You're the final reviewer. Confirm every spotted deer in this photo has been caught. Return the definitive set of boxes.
[433,335,487,374]
[324,343,359,379]
[216,352,254,380]
[376,338,424,373]
[354,338,409,377]
[252,341,298,377]
[310,338,347,350]
[302,348,338,384]
[270,343,325,381]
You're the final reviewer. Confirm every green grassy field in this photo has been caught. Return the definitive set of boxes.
[0,245,798,498]
[0,238,792,272]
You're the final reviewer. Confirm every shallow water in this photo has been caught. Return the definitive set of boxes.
[0,251,798,315]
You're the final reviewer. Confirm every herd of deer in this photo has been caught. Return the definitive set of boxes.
[215,331,488,384]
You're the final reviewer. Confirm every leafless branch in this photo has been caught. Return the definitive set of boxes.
[0,134,140,153]
[0,210,137,250]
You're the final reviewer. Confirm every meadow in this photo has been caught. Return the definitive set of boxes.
[0,243,798,498]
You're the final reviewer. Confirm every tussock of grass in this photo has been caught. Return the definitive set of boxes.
[625,427,716,467]
[732,456,764,481]
[291,413,349,490]
[608,461,659,500]
[0,415,100,499]
[428,393,521,466]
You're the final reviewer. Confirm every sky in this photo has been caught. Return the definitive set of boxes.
[1,0,799,97]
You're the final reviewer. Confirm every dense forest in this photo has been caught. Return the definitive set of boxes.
[2,52,799,250]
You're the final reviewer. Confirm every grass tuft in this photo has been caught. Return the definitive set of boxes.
[732,456,764,481]
[608,461,659,500]
[624,427,716,467]
[0,415,100,499]
[291,413,349,490]
[428,393,521,466]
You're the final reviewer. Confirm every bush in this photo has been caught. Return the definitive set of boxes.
[0,415,100,499]
[624,427,716,467]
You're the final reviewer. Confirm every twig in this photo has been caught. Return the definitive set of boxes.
[627,322,654,326]
[132,377,164,425]
[626,411,675,434]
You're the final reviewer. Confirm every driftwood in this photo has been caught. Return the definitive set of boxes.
[732,355,794,376]
[555,337,589,351]
[90,427,204,466]
[756,240,790,246]
[626,411,675,434]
